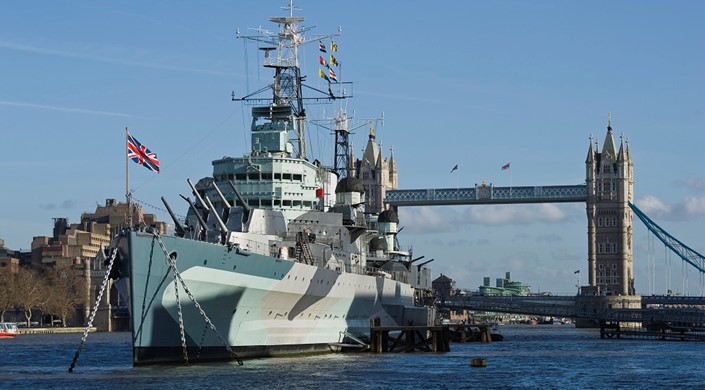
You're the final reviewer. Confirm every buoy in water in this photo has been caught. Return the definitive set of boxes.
[470,357,487,367]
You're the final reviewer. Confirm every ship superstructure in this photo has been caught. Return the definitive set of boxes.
[109,3,433,365]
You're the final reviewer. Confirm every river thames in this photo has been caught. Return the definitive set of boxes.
[0,325,700,389]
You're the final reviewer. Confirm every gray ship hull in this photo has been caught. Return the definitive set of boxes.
[115,230,421,365]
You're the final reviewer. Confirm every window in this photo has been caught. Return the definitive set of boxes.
[612,264,617,270]
[293,174,302,181]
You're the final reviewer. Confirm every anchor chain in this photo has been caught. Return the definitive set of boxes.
[169,253,190,365]
[152,231,243,365]
[68,242,119,373]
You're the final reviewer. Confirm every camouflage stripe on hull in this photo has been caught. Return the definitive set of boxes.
[116,231,416,365]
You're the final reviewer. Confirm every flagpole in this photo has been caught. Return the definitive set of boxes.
[125,127,131,228]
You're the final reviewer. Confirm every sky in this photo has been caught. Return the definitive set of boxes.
[1,1,704,295]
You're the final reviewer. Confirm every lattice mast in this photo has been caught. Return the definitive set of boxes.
[234,1,340,160]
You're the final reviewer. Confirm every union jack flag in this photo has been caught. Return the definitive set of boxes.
[127,131,160,173]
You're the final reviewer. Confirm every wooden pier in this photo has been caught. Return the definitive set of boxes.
[369,320,496,353]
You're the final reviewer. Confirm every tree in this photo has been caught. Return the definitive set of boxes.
[43,264,86,326]
[0,269,17,321]
[14,268,46,327]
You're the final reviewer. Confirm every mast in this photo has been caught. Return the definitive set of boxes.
[234,2,344,161]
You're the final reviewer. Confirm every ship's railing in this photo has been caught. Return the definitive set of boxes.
[364,266,408,284]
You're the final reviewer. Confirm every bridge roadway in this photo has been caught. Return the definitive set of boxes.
[438,295,705,325]
[385,184,587,206]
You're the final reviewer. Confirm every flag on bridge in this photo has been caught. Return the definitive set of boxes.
[574,270,580,274]
[501,162,511,170]
[127,131,160,173]
[450,164,458,173]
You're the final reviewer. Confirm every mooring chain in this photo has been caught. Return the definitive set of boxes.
[152,231,244,365]
[68,242,119,373]
[170,256,190,365]
[136,235,158,346]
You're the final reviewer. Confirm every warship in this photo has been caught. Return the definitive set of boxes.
[108,3,434,365]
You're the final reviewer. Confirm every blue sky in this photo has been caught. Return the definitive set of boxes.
[1,1,704,295]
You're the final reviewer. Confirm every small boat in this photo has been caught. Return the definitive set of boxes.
[0,322,18,338]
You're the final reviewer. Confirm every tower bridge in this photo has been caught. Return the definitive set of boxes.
[386,116,637,297]
[383,116,705,302]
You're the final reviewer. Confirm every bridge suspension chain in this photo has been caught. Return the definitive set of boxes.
[630,201,705,274]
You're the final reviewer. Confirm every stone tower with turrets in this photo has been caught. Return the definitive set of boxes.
[585,114,635,295]
[351,127,398,214]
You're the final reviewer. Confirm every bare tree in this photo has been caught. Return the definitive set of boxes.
[0,269,16,321]
[43,264,86,326]
[14,268,46,327]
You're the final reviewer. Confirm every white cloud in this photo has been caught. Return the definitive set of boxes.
[634,195,671,217]
[0,100,139,118]
[684,196,705,215]
[675,177,705,191]
[399,203,573,235]
[0,41,238,77]
[464,204,568,225]
[398,206,452,233]
[635,194,705,220]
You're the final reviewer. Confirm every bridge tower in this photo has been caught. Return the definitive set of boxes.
[585,114,635,295]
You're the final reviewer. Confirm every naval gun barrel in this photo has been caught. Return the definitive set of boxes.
[409,256,425,264]
[160,196,186,237]
[180,194,208,239]
[187,178,210,211]
[417,258,435,268]
[227,181,250,212]
[204,196,229,238]
[211,181,232,209]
